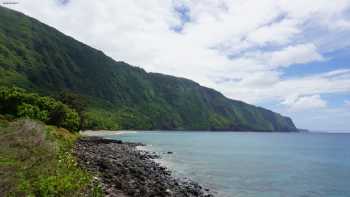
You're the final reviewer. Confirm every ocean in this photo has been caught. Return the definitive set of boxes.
[105,131,350,197]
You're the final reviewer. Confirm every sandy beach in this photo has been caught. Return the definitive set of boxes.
[80,130,135,137]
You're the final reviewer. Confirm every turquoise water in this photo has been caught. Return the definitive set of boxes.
[106,132,350,197]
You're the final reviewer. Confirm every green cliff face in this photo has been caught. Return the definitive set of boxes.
[0,6,297,131]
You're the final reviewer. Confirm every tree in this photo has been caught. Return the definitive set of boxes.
[57,91,87,129]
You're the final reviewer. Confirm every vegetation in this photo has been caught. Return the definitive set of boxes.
[0,86,80,132]
[0,6,297,131]
[0,118,102,196]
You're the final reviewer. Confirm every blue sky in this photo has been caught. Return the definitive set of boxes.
[5,0,350,131]
[283,47,350,78]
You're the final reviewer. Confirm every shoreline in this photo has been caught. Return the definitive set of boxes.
[81,130,301,135]
[74,136,213,197]
[80,130,136,137]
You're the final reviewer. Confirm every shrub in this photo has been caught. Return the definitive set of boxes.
[0,86,80,132]
[17,103,48,121]
[0,119,102,196]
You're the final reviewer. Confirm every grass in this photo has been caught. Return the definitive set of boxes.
[0,118,103,197]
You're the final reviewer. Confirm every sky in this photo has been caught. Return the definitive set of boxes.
[3,0,350,131]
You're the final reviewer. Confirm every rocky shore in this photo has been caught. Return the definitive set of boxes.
[74,137,213,197]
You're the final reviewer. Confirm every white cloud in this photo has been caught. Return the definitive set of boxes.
[4,0,350,130]
[333,20,350,30]
[216,69,350,104]
[345,100,350,107]
[240,43,324,70]
[271,105,350,131]
[247,19,301,46]
[268,44,324,67]
[282,95,327,111]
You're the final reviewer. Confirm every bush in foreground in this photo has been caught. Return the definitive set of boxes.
[0,119,102,196]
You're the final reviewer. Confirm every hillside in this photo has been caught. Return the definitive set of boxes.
[0,6,297,131]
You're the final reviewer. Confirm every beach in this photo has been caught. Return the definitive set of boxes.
[81,130,134,137]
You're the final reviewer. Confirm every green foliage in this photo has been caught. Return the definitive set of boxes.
[17,103,48,121]
[0,6,297,131]
[84,108,120,130]
[56,91,88,130]
[0,86,80,132]
[0,119,102,196]
[60,106,80,132]
[57,91,87,115]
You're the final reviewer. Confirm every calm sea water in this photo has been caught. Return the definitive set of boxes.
[106,132,350,197]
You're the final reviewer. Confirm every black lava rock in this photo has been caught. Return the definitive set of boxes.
[74,137,213,197]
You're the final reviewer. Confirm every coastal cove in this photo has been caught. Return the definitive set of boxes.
[86,131,350,197]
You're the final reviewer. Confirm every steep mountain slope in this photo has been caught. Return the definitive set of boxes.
[0,6,297,131]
